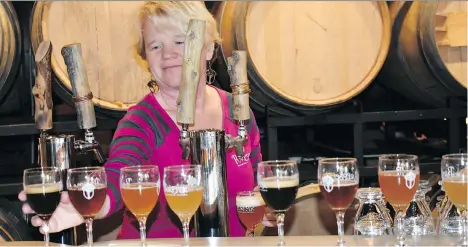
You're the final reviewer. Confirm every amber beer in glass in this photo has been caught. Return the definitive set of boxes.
[258,160,299,246]
[318,158,359,245]
[378,154,419,247]
[67,167,107,247]
[24,167,62,247]
[164,165,203,246]
[441,153,467,246]
[236,191,266,236]
[120,166,160,247]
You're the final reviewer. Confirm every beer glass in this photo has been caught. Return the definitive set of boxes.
[378,154,420,247]
[258,160,299,246]
[318,158,359,245]
[163,165,203,246]
[120,166,160,247]
[236,191,266,236]
[67,167,107,247]
[23,167,62,246]
[441,153,467,246]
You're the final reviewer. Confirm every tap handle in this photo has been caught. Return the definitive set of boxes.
[32,40,53,131]
[227,50,250,121]
[176,19,206,126]
[61,43,97,130]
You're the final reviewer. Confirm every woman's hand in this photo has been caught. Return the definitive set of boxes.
[18,190,84,234]
[252,186,277,227]
[262,207,277,227]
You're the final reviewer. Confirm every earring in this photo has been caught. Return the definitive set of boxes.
[206,62,216,85]
[147,74,157,93]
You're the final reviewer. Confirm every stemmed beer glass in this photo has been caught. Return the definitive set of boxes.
[441,153,468,246]
[164,165,203,246]
[258,160,299,246]
[236,191,266,236]
[318,158,359,246]
[120,166,160,247]
[23,167,62,246]
[67,167,107,247]
[378,154,420,247]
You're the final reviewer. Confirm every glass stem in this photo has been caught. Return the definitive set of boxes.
[85,218,94,247]
[276,213,285,246]
[336,211,345,246]
[139,217,148,247]
[460,210,467,247]
[42,220,50,247]
[248,229,255,237]
[395,210,406,247]
[182,219,190,247]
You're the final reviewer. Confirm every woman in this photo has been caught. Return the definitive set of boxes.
[18,1,264,239]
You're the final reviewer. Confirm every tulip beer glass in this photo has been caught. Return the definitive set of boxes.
[258,160,299,246]
[120,166,160,247]
[378,154,420,247]
[164,165,203,246]
[236,191,266,236]
[318,158,359,245]
[441,153,467,246]
[24,167,62,246]
[67,167,107,246]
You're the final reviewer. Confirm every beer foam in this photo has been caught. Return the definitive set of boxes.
[379,170,417,176]
[122,182,159,189]
[444,177,467,183]
[236,196,265,207]
[25,183,61,194]
[259,177,299,189]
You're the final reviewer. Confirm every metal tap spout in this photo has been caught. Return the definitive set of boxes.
[180,124,191,160]
[74,129,106,165]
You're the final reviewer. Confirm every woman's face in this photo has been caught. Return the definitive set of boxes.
[142,18,213,89]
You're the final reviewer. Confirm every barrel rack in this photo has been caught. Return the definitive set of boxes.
[264,97,467,179]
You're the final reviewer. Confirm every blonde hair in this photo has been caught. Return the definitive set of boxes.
[136,1,221,60]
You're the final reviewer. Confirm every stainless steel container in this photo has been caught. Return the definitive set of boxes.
[42,134,76,190]
[189,129,230,237]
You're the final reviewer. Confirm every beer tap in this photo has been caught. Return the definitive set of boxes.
[226,51,250,159]
[177,19,206,160]
[32,40,53,167]
[61,43,106,165]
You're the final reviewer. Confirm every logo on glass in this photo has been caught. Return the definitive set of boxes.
[322,175,335,193]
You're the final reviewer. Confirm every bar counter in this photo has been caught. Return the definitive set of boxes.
[3,235,462,246]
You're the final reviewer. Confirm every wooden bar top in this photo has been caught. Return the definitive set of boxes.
[3,235,462,246]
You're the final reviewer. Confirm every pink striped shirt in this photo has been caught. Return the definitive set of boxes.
[103,86,262,239]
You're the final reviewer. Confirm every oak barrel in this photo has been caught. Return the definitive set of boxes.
[0,2,21,106]
[30,2,152,118]
[0,199,33,242]
[215,2,391,116]
[380,1,467,107]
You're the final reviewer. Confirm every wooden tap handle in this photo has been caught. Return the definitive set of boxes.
[176,19,206,125]
[32,40,53,130]
[61,43,97,130]
[228,50,250,121]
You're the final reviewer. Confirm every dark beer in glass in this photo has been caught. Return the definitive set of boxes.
[259,178,298,212]
[258,160,299,246]
[67,167,107,246]
[24,167,62,246]
[236,191,266,236]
